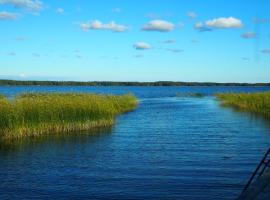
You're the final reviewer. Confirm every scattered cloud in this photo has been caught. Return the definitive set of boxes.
[195,17,243,31]
[194,22,212,32]
[0,0,43,12]
[205,17,243,29]
[112,8,121,13]
[56,8,64,14]
[142,20,175,32]
[241,32,256,39]
[79,20,128,32]
[133,42,151,50]
[194,22,203,29]
[261,49,270,54]
[163,39,176,44]
[187,11,197,19]
[166,48,183,53]
[0,11,19,20]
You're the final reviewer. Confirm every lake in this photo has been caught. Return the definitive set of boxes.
[1,86,270,200]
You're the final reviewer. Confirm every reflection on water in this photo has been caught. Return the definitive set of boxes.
[0,127,113,154]
[217,100,270,130]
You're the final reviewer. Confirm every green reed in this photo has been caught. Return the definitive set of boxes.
[216,92,270,118]
[0,93,138,139]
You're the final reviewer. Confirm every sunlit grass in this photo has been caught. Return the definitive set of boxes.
[0,93,138,139]
[216,92,270,118]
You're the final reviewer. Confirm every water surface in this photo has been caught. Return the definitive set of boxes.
[1,86,270,200]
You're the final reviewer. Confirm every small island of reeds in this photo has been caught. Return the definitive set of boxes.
[216,92,270,118]
[0,93,138,140]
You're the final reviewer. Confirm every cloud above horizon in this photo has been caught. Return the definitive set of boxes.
[0,11,18,20]
[142,20,175,32]
[133,42,151,50]
[194,22,212,32]
[187,11,197,19]
[205,17,243,29]
[0,0,43,12]
[195,17,243,32]
[79,20,128,32]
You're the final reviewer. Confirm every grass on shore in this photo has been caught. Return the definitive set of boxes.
[216,92,270,118]
[0,93,138,139]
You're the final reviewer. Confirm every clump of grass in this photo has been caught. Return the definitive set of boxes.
[216,92,270,118]
[0,93,138,139]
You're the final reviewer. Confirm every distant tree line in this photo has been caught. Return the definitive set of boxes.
[0,79,269,86]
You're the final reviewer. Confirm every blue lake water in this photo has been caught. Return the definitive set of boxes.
[1,86,270,200]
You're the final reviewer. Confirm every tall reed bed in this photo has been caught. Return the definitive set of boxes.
[0,93,138,139]
[216,92,270,118]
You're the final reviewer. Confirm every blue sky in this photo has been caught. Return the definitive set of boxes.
[0,0,270,82]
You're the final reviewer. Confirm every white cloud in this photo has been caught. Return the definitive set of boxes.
[205,17,243,28]
[0,11,18,20]
[187,11,197,19]
[133,42,151,50]
[142,20,175,32]
[195,22,203,29]
[194,22,212,32]
[241,32,256,39]
[79,20,128,32]
[56,8,64,14]
[0,0,43,12]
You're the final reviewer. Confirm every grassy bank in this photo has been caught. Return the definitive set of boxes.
[216,92,270,118]
[0,93,138,139]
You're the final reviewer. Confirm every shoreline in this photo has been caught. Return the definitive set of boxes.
[0,80,270,87]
